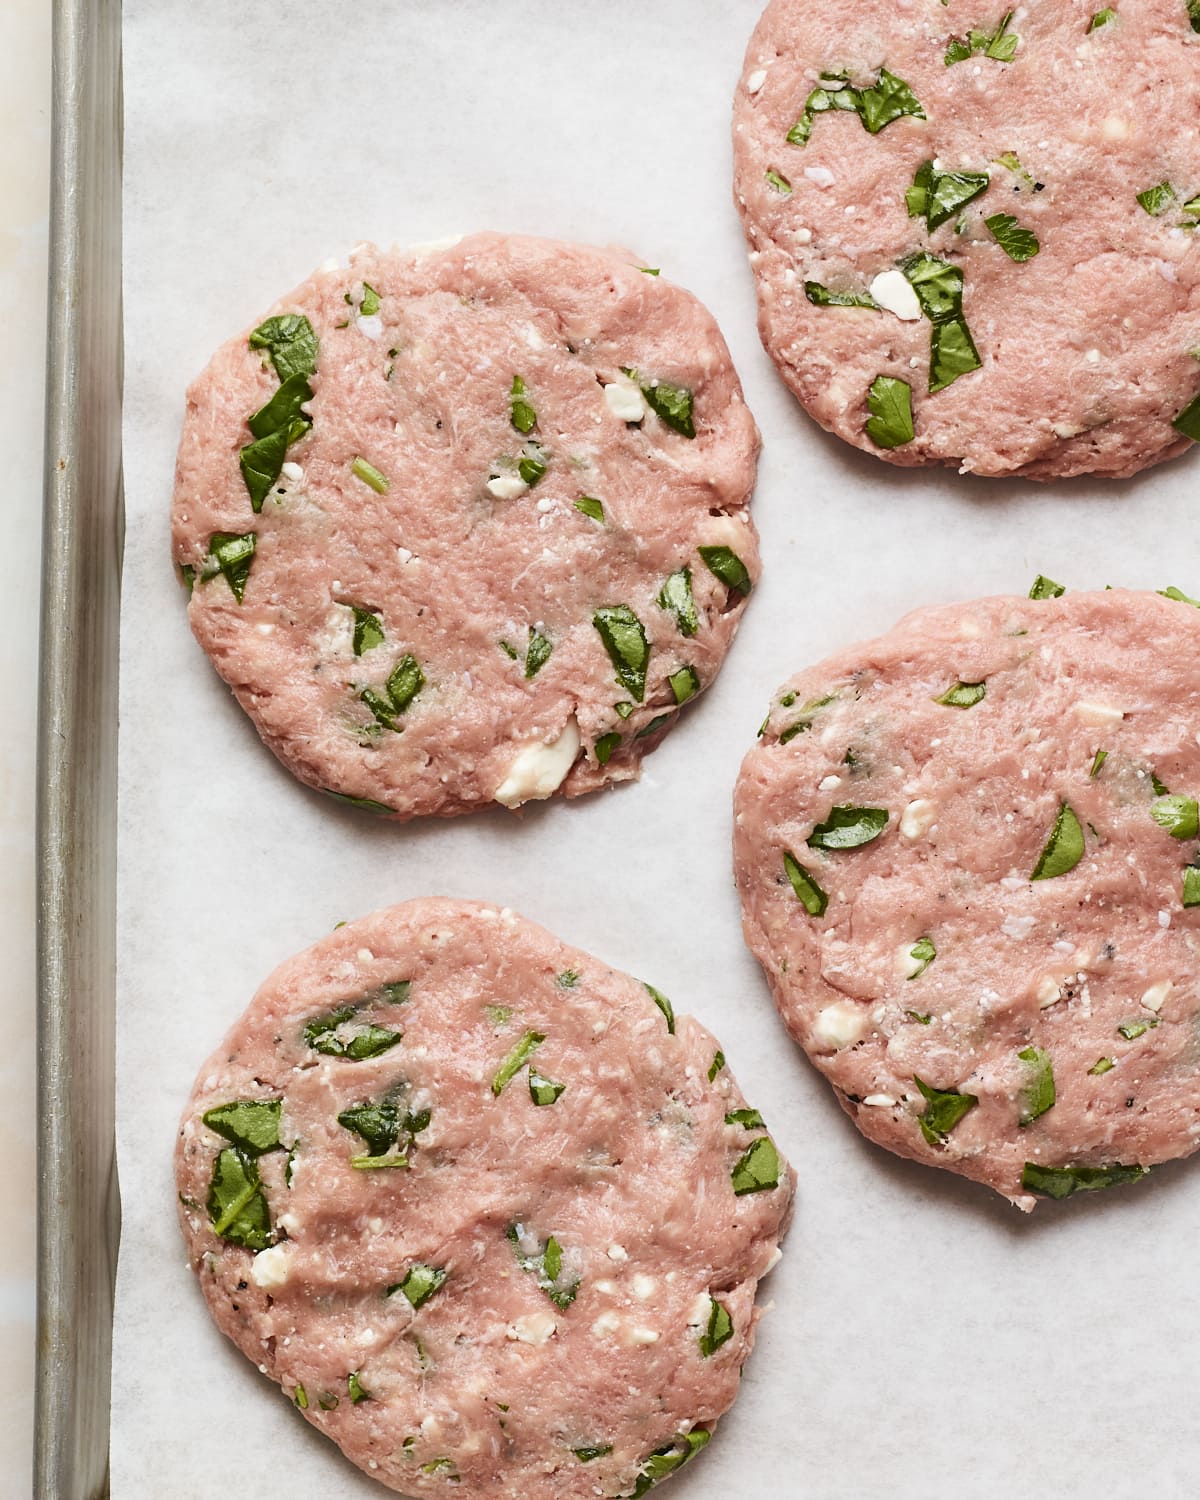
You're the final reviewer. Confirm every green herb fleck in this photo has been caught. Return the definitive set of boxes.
[1088,7,1116,26]
[644,982,675,1034]
[1029,574,1065,599]
[390,1263,447,1309]
[908,936,936,979]
[510,375,537,434]
[1089,1056,1115,1075]
[865,375,914,449]
[528,1070,566,1106]
[1021,1161,1145,1199]
[630,1429,711,1498]
[1030,803,1084,880]
[935,680,986,708]
[361,653,425,730]
[347,1371,371,1404]
[1173,394,1200,442]
[765,167,793,195]
[1138,181,1177,217]
[593,606,650,701]
[574,1444,613,1462]
[595,732,621,764]
[492,1031,545,1095]
[640,379,695,438]
[575,494,605,523]
[1118,1019,1158,1040]
[1090,749,1108,778]
[708,1050,725,1082]
[525,629,553,679]
[351,606,385,656]
[294,1384,308,1409]
[507,1223,579,1308]
[1183,862,1200,907]
[322,789,396,815]
[351,456,390,494]
[783,851,829,916]
[730,1136,782,1195]
[725,1108,766,1129]
[1161,585,1200,606]
[945,11,1019,64]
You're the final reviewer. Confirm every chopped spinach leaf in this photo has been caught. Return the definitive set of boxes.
[304,1006,402,1060]
[595,732,622,764]
[1138,181,1176,217]
[1183,862,1200,907]
[906,160,990,231]
[788,68,925,147]
[725,1108,766,1129]
[1090,749,1108,778]
[806,281,879,310]
[507,1223,579,1308]
[945,11,1019,64]
[730,1136,782,1195]
[640,378,695,438]
[529,1069,566,1106]
[202,1100,283,1156]
[1021,1161,1145,1199]
[929,316,983,393]
[347,1371,371,1404]
[207,1147,273,1249]
[865,375,914,449]
[1088,7,1116,26]
[915,1075,978,1146]
[249,314,319,384]
[1173,393,1200,442]
[593,605,650,700]
[783,851,829,916]
[574,1444,613,1462]
[359,283,381,317]
[668,665,700,704]
[698,1298,734,1357]
[630,1429,711,1498]
[202,531,257,603]
[1118,1019,1158,1040]
[764,168,793,196]
[1152,794,1199,839]
[1089,1056,1115,1075]
[322,789,396,815]
[1017,1045,1056,1126]
[985,212,1040,261]
[1030,803,1084,880]
[1029,574,1065,599]
[807,804,888,849]
[337,1099,400,1157]
[658,567,699,636]
[708,1050,725,1081]
[697,544,752,595]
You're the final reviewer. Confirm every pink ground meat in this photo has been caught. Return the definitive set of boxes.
[172,234,759,820]
[176,899,793,1496]
[734,589,1200,1208]
[734,0,1200,478]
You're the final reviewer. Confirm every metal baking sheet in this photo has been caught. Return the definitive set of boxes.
[36,0,123,1496]
[111,4,1200,1499]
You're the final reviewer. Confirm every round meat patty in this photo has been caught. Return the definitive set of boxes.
[176,899,793,1497]
[733,0,1200,479]
[734,588,1200,1209]
[172,234,760,820]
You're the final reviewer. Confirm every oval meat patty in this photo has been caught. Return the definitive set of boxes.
[176,899,793,1497]
[734,588,1200,1208]
[173,234,759,820]
[733,0,1200,479]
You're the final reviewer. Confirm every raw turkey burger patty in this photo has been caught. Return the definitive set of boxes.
[734,589,1200,1209]
[176,899,793,1497]
[733,0,1200,478]
[173,234,760,819]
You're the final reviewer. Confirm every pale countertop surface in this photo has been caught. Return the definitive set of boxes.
[4,1,52,1494]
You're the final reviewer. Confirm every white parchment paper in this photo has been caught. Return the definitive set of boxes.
[114,4,1200,1495]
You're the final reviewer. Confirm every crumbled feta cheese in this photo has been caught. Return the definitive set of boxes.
[804,166,835,188]
[1142,980,1172,1012]
[900,799,937,840]
[898,944,926,979]
[1037,975,1062,1009]
[632,1274,656,1300]
[1002,914,1035,940]
[591,1311,620,1338]
[507,1311,557,1345]
[812,1001,867,1051]
[862,1094,897,1107]
[746,68,768,93]
[281,461,304,482]
[607,1244,628,1263]
[1073,701,1124,728]
[356,314,383,341]
[604,379,647,424]
[628,1327,660,1346]
[869,269,922,322]
[250,1245,290,1290]
[407,235,464,258]
[493,717,582,807]
[487,472,529,501]
[818,774,842,792]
